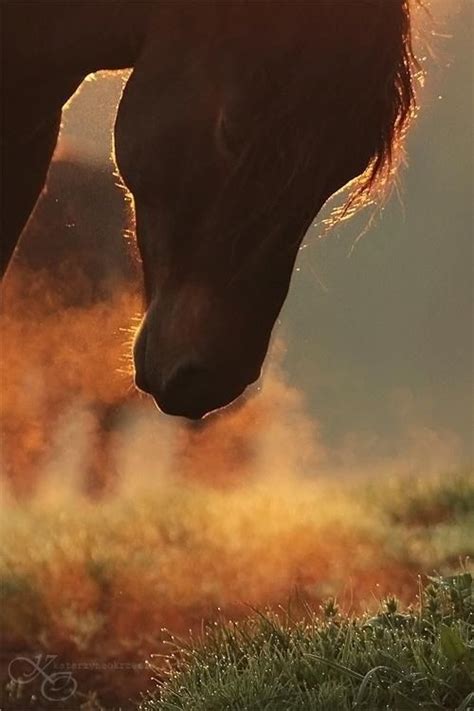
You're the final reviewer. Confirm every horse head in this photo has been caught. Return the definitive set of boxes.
[114,1,415,419]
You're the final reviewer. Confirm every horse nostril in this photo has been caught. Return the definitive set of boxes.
[156,361,243,420]
[168,363,211,395]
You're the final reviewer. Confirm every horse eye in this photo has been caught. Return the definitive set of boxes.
[215,110,242,160]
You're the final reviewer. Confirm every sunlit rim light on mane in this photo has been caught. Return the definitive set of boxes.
[328,0,422,229]
[323,0,426,232]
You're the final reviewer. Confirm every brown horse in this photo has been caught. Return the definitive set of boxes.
[1,1,417,419]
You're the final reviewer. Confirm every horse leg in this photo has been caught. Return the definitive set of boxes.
[1,112,62,276]
[83,401,130,498]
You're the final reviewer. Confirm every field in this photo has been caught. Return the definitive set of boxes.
[1,268,473,709]
[1,468,472,709]
[143,572,473,710]
[1,265,472,710]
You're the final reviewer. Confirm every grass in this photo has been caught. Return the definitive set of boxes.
[0,470,472,708]
[142,573,474,710]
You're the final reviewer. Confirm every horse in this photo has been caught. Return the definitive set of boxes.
[1,0,417,420]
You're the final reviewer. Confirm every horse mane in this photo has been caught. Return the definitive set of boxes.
[189,0,421,257]
[333,0,420,225]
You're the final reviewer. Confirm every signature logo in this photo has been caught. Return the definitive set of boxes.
[8,654,78,702]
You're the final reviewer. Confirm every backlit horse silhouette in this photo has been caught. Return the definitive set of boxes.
[1,1,417,419]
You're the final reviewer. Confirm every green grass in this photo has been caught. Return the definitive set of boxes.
[372,471,474,528]
[1,470,472,708]
[141,573,474,711]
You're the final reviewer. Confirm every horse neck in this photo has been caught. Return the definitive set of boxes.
[5,1,151,85]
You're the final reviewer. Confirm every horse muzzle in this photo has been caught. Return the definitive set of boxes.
[133,321,259,419]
